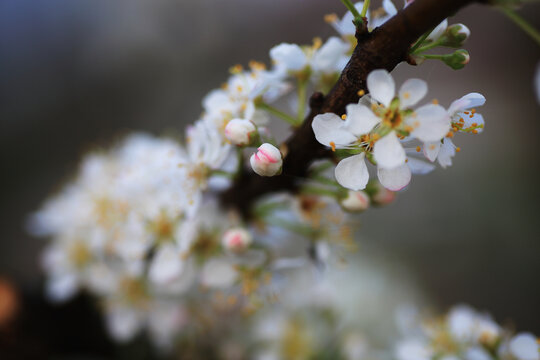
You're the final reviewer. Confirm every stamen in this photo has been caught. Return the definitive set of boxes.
[432,99,439,105]
[341,114,347,120]
[329,141,336,152]
[357,89,365,96]
[416,146,421,152]
[324,13,338,23]
[456,147,461,152]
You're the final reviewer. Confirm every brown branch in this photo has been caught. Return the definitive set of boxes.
[220,0,484,218]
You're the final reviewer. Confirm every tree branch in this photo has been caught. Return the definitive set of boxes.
[220,0,484,218]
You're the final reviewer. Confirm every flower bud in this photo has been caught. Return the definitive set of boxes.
[340,190,370,213]
[442,24,470,47]
[442,49,469,70]
[222,228,252,253]
[224,118,257,146]
[250,143,283,176]
[371,182,396,206]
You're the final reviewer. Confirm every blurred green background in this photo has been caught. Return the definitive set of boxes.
[0,0,539,355]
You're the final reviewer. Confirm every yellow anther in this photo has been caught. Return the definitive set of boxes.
[236,85,243,92]
[446,132,454,138]
[453,127,458,132]
[403,92,411,99]
[471,122,477,127]
[371,133,380,141]
[432,99,439,105]
[329,141,336,152]
[416,146,421,152]
[405,158,408,163]
[459,118,464,123]
[357,89,365,96]
[249,60,266,71]
[471,108,476,114]
[341,114,347,120]
[456,147,461,152]
[229,64,243,74]
[472,129,478,134]
[324,13,338,23]
[463,111,470,115]
[313,37,322,49]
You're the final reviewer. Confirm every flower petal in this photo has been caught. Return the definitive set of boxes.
[408,104,450,142]
[377,164,411,191]
[312,113,357,147]
[407,158,436,175]
[399,78,427,108]
[345,103,380,136]
[423,141,441,162]
[437,138,456,168]
[367,69,395,107]
[269,43,307,72]
[448,92,486,115]
[373,131,406,169]
[335,153,369,191]
[427,19,448,41]
[311,37,350,73]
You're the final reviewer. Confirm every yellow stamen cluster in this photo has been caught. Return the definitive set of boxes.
[248,60,266,71]
[324,13,338,23]
[229,64,243,74]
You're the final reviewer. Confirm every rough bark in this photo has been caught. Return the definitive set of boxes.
[221,0,483,218]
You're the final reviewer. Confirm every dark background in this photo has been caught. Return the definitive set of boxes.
[1,0,539,358]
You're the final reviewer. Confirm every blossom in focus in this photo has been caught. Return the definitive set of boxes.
[312,69,449,191]
[250,143,283,176]
[423,92,485,168]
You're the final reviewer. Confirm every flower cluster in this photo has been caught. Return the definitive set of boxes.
[313,70,485,191]
[395,305,539,360]
[28,1,535,358]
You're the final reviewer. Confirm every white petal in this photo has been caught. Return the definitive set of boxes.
[373,131,406,169]
[311,37,350,73]
[106,306,143,342]
[269,43,307,71]
[427,19,448,41]
[510,333,540,360]
[423,141,441,162]
[461,113,485,133]
[312,113,356,147]
[46,273,78,303]
[407,158,435,174]
[409,104,450,142]
[200,258,238,288]
[448,92,486,115]
[148,244,184,285]
[382,0,398,16]
[377,164,411,191]
[345,104,380,136]
[438,138,456,168]
[335,153,369,191]
[399,78,427,108]
[367,69,395,107]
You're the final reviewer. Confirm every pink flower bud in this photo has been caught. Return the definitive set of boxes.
[224,118,257,146]
[250,143,283,176]
[371,182,396,206]
[340,190,370,212]
[222,228,252,253]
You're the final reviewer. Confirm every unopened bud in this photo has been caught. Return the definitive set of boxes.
[222,228,252,253]
[224,118,257,146]
[340,190,370,213]
[371,182,396,206]
[442,49,469,70]
[250,143,283,176]
[442,24,470,47]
